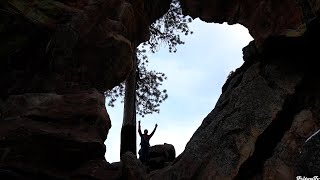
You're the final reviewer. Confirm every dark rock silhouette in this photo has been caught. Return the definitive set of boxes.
[181,0,306,44]
[297,130,320,176]
[110,143,175,177]
[145,143,176,172]
[150,26,320,179]
[0,90,110,179]
[1,0,320,179]
[121,152,147,180]
[0,0,171,179]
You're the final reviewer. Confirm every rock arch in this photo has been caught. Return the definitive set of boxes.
[0,0,319,179]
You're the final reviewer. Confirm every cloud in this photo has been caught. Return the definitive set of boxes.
[147,58,211,97]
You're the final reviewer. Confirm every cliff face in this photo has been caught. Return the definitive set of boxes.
[0,0,170,94]
[150,32,320,179]
[0,0,320,179]
[181,0,312,44]
[0,0,170,179]
[149,1,320,179]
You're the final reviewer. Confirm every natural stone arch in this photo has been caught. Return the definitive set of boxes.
[0,0,319,179]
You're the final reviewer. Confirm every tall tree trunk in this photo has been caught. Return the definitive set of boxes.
[120,53,137,157]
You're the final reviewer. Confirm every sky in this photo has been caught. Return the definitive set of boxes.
[104,18,253,163]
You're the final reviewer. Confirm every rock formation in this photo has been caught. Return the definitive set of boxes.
[149,0,320,179]
[145,143,176,172]
[0,0,171,179]
[120,152,147,180]
[181,0,309,44]
[297,130,320,176]
[1,0,320,179]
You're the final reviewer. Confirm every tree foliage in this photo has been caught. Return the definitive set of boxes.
[105,0,193,117]
[145,0,193,53]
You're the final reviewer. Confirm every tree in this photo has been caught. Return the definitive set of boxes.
[105,0,192,117]
[105,50,169,118]
[104,0,193,157]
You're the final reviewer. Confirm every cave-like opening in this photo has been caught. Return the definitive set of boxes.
[104,19,253,163]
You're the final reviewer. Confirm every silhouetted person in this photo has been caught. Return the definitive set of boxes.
[138,120,157,164]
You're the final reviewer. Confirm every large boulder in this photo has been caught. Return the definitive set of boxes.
[0,89,110,179]
[147,143,176,172]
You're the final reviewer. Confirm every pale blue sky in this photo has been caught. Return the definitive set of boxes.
[105,19,253,163]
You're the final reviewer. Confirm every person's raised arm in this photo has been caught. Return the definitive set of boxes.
[150,123,158,137]
[138,121,142,136]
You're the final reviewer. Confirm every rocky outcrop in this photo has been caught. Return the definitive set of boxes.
[146,143,176,172]
[261,108,320,179]
[149,20,320,179]
[121,152,147,180]
[110,144,176,176]
[71,159,120,180]
[0,89,110,179]
[297,130,320,176]
[148,1,320,179]
[180,0,320,45]
[0,0,172,179]
[0,0,171,95]
[1,0,320,179]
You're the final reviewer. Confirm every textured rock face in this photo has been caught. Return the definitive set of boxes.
[0,0,171,179]
[149,144,176,162]
[261,108,320,179]
[121,152,147,180]
[180,0,320,44]
[1,0,320,179]
[0,90,110,179]
[147,143,176,172]
[147,1,320,179]
[297,130,320,176]
[149,21,320,179]
[0,0,156,94]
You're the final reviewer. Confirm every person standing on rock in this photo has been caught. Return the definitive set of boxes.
[138,120,157,164]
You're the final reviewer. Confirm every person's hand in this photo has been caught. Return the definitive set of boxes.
[155,124,158,127]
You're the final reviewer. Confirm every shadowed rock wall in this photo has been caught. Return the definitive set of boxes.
[149,1,320,179]
[181,0,315,44]
[0,0,170,179]
[1,0,320,179]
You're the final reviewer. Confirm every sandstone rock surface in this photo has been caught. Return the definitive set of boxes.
[149,21,320,179]
[1,0,320,179]
[0,0,172,179]
[180,0,320,44]
[0,89,110,179]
